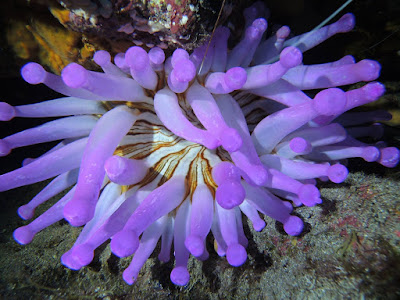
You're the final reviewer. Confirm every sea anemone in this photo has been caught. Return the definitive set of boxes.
[0,1,398,287]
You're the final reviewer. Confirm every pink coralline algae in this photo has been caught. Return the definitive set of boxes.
[0,2,398,286]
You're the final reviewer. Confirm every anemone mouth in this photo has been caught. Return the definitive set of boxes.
[0,1,396,289]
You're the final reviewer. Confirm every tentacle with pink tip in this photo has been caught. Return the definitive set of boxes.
[0,137,87,191]
[254,25,291,64]
[260,154,348,183]
[61,185,151,270]
[242,46,303,89]
[274,137,312,159]
[215,204,247,267]
[61,63,146,101]
[125,46,158,90]
[215,94,268,186]
[239,201,266,231]
[0,116,97,156]
[284,13,355,53]
[63,106,138,227]
[281,123,347,149]
[18,169,79,220]
[123,216,168,285]
[212,162,245,209]
[154,88,219,149]
[243,181,304,235]
[170,199,191,286]
[204,67,247,94]
[93,50,128,77]
[186,82,242,152]
[167,49,196,93]
[264,168,322,207]
[283,59,380,90]
[185,184,214,258]
[21,63,107,100]
[227,18,268,69]
[13,187,75,245]
[0,97,106,121]
[110,176,186,258]
[252,88,347,155]
[314,82,385,126]
[305,144,380,163]
[148,47,166,71]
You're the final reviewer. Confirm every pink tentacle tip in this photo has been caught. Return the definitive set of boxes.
[71,244,95,267]
[93,50,111,66]
[216,180,246,209]
[125,46,148,71]
[61,250,83,270]
[338,13,356,32]
[246,26,261,41]
[110,230,139,257]
[280,46,303,68]
[253,18,268,32]
[0,139,11,157]
[298,184,321,207]
[61,63,88,89]
[253,219,266,232]
[18,204,35,220]
[149,47,165,65]
[13,226,34,245]
[277,26,290,39]
[172,59,196,82]
[178,65,196,84]
[104,155,147,185]
[114,53,127,69]
[283,215,303,236]
[290,137,311,153]
[170,266,190,286]
[63,199,93,227]
[226,243,247,266]
[122,269,137,285]
[364,82,385,101]
[213,161,246,209]
[0,102,16,121]
[327,164,348,183]
[356,60,381,82]
[225,67,247,90]
[379,147,400,168]
[21,62,46,84]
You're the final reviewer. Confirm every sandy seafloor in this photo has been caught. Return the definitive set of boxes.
[0,0,399,299]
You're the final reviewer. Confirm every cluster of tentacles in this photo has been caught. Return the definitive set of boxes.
[0,2,397,286]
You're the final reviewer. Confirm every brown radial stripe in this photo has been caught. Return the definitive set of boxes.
[115,137,182,158]
[187,152,201,199]
[199,148,218,197]
[136,144,198,189]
